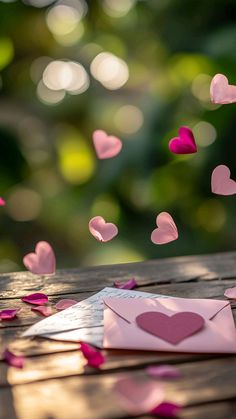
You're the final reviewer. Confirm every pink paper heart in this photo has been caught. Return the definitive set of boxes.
[80,342,105,368]
[224,286,236,299]
[146,365,181,379]
[3,349,25,369]
[0,309,19,321]
[136,311,204,344]
[114,377,164,415]
[31,306,53,317]
[211,165,236,196]
[151,212,178,245]
[93,129,122,159]
[21,292,48,306]
[210,74,236,104]
[114,278,137,290]
[23,241,56,275]
[55,299,78,311]
[169,126,197,154]
[89,216,118,242]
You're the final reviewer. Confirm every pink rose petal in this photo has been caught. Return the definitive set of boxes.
[224,286,236,299]
[146,365,181,379]
[31,306,53,317]
[80,342,105,368]
[23,241,56,275]
[151,402,181,418]
[0,197,5,206]
[151,212,178,245]
[114,377,164,415]
[89,216,118,242]
[0,309,19,320]
[93,129,122,159]
[21,293,48,305]
[55,299,78,311]
[114,278,137,290]
[3,349,25,369]
[211,165,236,196]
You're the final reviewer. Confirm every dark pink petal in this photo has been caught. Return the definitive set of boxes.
[0,197,6,206]
[3,349,25,369]
[0,309,19,320]
[80,342,105,368]
[31,306,53,317]
[151,402,181,418]
[146,365,181,379]
[55,299,78,311]
[114,278,137,290]
[21,293,48,305]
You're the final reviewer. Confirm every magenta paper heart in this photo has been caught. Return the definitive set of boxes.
[93,129,122,159]
[23,241,56,275]
[136,311,204,344]
[210,74,236,104]
[0,197,5,206]
[169,126,197,154]
[89,216,118,242]
[151,402,181,418]
[151,212,178,245]
[211,165,236,196]
[114,377,164,415]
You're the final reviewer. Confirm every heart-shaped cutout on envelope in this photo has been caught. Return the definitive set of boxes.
[136,311,204,344]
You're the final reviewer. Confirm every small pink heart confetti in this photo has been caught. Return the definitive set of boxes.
[23,241,56,275]
[0,309,19,320]
[211,165,236,196]
[146,365,181,379]
[31,306,53,317]
[80,342,105,368]
[151,402,181,418]
[21,292,48,306]
[93,129,122,159]
[151,212,178,245]
[89,216,118,242]
[210,74,236,104]
[3,349,25,369]
[114,278,137,290]
[224,286,236,299]
[114,377,164,415]
[169,126,197,154]
[55,299,78,311]
[0,197,5,206]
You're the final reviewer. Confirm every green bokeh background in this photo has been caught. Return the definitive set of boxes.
[0,0,236,272]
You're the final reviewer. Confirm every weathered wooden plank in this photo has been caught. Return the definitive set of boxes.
[1,279,235,330]
[1,357,236,419]
[1,251,236,299]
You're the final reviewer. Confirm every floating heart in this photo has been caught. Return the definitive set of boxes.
[211,165,236,196]
[114,377,164,415]
[210,74,236,104]
[89,216,118,242]
[168,126,197,154]
[151,212,178,245]
[93,129,122,159]
[23,241,56,275]
[136,311,204,344]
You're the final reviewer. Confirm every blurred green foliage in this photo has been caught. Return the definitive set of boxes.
[0,0,236,272]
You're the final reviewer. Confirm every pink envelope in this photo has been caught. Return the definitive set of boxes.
[103,297,236,353]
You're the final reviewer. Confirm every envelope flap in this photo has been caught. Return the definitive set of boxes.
[103,296,230,323]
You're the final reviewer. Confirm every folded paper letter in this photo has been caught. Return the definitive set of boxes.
[103,297,236,353]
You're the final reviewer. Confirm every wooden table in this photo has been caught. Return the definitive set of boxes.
[1,251,236,419]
